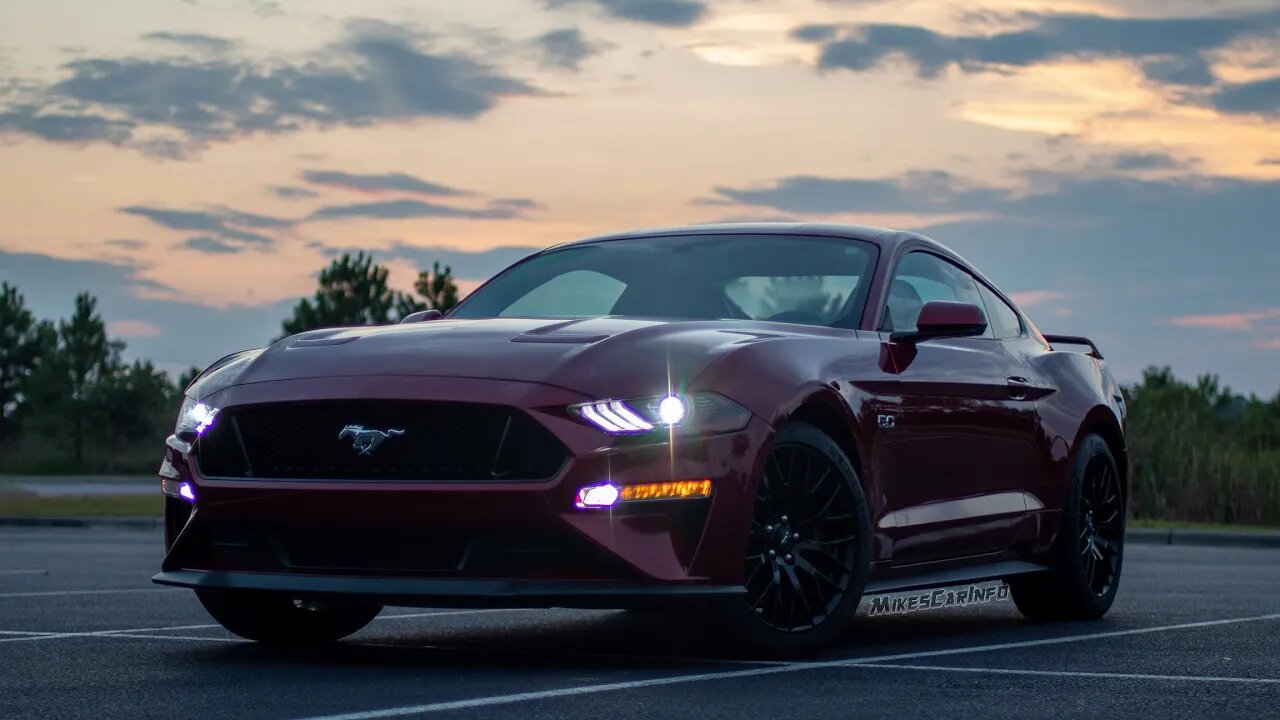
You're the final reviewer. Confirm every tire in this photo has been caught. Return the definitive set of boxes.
[196,589,382,643]
[717,421,872,656]
[1010,433,1125,621]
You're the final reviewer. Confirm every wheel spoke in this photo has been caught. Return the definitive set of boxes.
[803,533,858,547]
[1076,453,1124,597]
[742,440,861,633]
[792,480,841,527]
[783,564,817,626]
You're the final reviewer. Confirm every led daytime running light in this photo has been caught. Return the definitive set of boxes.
[576,400,653,433]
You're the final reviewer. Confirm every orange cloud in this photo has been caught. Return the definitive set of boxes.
[1171,308,1280,331]
[1008,290,1066,307]
[107,319,164,338]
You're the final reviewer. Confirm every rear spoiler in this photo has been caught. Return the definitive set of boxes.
[1043,334,1104,360]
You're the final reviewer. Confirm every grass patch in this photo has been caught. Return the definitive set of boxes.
[0,494,160,517]
[1129,517,1279,532]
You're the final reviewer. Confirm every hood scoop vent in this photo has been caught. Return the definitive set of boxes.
[510,332,607,344]
[289,336,360,348]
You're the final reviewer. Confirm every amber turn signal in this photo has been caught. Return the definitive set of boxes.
[618,479,712,502]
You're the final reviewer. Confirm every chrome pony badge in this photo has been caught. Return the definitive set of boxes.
[338,425,405,456]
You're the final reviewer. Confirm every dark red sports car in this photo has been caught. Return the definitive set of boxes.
[154,223,1127,654]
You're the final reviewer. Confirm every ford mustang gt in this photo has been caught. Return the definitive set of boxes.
[153,223,1127,654]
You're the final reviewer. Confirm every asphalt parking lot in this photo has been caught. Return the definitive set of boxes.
[2,526,1278,720]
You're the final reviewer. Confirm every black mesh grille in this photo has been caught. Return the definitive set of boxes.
[196,401,566,481]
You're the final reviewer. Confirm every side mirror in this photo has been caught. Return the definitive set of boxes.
[400,309,443,323]
[890,301,987,344]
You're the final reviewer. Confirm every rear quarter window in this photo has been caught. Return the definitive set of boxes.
[978,284,1023,339]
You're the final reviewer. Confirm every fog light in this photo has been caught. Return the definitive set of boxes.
[178,482,196,503]
[575,483,620,509]
[575,479,712,509]
[619,479,711,502]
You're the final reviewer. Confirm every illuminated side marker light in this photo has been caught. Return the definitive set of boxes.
[178,482,196,503]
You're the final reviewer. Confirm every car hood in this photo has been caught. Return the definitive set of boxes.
[193,317,862,400]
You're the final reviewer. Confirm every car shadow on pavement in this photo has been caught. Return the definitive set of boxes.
[182,605,1041,669]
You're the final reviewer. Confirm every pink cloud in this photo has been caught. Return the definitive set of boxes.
[1170,308,1280,331]
[107,319,163,338]
[1258,338,1280,350]
[1008,290,1066,307]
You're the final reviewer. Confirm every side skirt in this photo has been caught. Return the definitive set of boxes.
[863,560,1048,595]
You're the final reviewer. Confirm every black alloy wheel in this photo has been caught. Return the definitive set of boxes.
[746,441,860,632]
[1009,433,1125,621]
[715,421,870,656]
[1079,452,1123,597]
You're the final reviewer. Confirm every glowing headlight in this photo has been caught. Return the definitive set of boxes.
[572,392,749,436]
[656,395,686,425]
[175,396,219,440]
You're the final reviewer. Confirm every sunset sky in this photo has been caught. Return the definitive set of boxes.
[1,0,1277,394]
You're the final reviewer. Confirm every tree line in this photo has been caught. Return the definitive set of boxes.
[0,252,459,474]
[1,253,1276,526]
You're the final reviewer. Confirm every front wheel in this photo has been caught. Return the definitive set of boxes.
[1010,433,1125,621]
[197,589,382,643]
[718,421,871,656]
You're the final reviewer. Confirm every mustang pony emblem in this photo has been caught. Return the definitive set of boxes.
[338,425,406,456]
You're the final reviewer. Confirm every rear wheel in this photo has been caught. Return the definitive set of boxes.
[197,589,382,643]
[720,421,871,655]
[1010,433,1124,620]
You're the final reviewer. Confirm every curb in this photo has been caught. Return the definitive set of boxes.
[1126,527,1280,549]
[3,516,1279,548]
[0,515,162,530]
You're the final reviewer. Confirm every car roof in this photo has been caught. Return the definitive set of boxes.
[552,222,956,260]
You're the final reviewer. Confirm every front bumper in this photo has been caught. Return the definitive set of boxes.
[158,375,773,595]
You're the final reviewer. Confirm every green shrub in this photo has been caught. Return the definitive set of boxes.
[1125,368,1280,526]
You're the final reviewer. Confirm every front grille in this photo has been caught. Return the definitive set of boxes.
[196,401,566,481]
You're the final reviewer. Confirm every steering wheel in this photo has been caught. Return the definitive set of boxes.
[765,310,825,325]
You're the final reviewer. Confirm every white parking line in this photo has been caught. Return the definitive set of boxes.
[293,612,1280,720]
[0,587,171,598]
[0,608,532,643]
[0,623,229,643]
[856,663,1280,685]
[104,633,244,643]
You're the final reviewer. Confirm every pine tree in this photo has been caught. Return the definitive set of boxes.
[281,252,407,336]
[0,283,42,440]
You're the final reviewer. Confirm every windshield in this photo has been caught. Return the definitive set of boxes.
[449,234,879,328]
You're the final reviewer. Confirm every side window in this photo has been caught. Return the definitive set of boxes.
[978,283,1023,339]
[500,270,625,317]
[880,252,989,335]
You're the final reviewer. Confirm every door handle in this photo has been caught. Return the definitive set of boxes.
[1006,376,1031,400]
